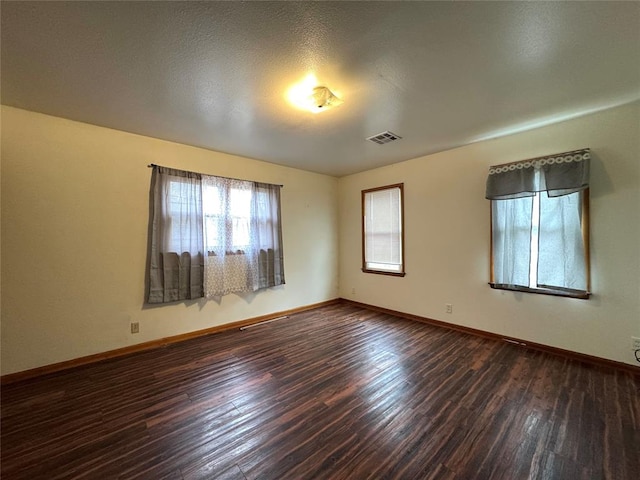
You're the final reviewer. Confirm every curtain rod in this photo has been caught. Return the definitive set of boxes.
[147,163,283,187]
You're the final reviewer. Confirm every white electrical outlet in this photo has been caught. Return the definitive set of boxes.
[131,322,140,334]
[632,336,640,350]
[351,288,356,294]
[446,304,453,314]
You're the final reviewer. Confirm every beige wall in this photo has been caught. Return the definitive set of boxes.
[1,106,339,375]
[2,102,639,375]
[339,102,640,366]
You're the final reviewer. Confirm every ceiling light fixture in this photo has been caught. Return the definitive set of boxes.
[309,86,343,111]
[287,74,344,113]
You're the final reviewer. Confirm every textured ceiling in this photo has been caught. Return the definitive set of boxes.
[2,1,639,176]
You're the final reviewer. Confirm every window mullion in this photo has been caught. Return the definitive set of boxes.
[529,192,540,288]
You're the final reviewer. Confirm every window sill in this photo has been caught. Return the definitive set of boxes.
[362,268,406,277]
[489,283,590,299]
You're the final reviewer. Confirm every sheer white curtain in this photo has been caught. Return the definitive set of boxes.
[492,196,533,286]
[538,192,586,290]
[202,177,284,298]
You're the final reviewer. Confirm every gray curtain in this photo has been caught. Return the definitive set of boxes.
[485,149,590,200]
[252,182,285,290]
[147,166,204,304]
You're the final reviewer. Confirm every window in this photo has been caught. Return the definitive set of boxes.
[362,184,405,276]
[486,149,590,299]
[165,177,203,255]
[147,166,285,304]
[202,182,252,252]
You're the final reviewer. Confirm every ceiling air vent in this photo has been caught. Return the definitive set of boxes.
[366,131,402,145]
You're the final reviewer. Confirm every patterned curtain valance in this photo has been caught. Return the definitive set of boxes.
[485,149,590,200]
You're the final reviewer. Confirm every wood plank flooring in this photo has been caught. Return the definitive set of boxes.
[2,303,639,479]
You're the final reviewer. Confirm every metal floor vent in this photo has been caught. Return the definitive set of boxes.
[366,131,402,145]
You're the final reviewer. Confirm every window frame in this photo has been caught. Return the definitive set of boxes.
[361,183,406,277]
[489,188,591,299]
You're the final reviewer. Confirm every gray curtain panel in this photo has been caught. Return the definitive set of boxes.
[485,149,590,200]
[147,166,204,304]
[252,182,285,290]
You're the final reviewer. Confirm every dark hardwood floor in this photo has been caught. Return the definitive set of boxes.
[2,303,639,479]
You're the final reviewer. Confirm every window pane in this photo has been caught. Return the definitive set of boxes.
[230,188,251,246]
[232,216,250,247]
[165,179,202,254]
[204,215,220,249]
[230,188,251,217]
[202,185,221,215]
